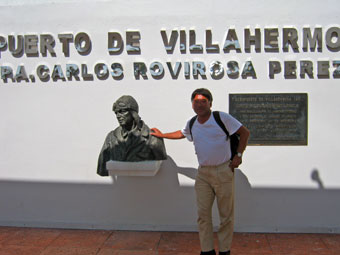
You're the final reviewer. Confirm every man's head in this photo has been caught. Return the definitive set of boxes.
[191,88,213,103]
[112,95,140,129]
[191,88,212,116]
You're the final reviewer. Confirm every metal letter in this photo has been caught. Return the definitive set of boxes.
[193,61,206,79]
[184,62,190,79]
[317,61,330,79]
[94,63,109,80]
[52,65,65,81]
[81,64,93,81]
[160,30,178,54]
[180,30,186,53]
[206,30,219,53]
[223,29,241,53]
[245,28,261,53]
[226,61,239,79]
[283,28,299,52]
[333,61,340,78]
[8,35,24,57]
[166,62,182,79]
[189,30,203,54]
[111,63,124,80]
[209,61,224,79]
[1,66,14,82]
[40,34,56,57]
[300,61,314,79]
[303,27,322,52]
[66,64,80,80]
[75,32,91,55]
[241,61,257,79]
[0,36,6,49]
[133,62,148,80]
[25,35,39,56]
[284,61,297,79]
[150,62,164,79]
[15,65,29,82]
[269,61,281,79]
[326,27,340,52]
[108,32,123,55]
[37,65,50,81]
[58,34,73,57]
[264,28,279,52]
[126,31,141,54]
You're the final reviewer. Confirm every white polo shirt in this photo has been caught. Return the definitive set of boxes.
[182,111,242,166]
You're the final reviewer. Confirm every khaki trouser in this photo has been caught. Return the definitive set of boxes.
[194,161,234,252]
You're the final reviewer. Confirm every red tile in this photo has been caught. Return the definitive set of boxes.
[97,248,157,255]
[0,244,45,255]
[40,246,99,255]
[0,227,21,244]
[231,233,272,254]
[267,233,329,253]
[320,234,340,251]
[269,251,337,255]
[103,231,161,251]
[49,229,111,248]
[1,227,340,255]
[158,232,201,253]
[158,252,198,255]
[2,228,61,247]
[113,251,157,255]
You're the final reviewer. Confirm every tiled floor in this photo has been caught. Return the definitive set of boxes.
[0,227,339,255]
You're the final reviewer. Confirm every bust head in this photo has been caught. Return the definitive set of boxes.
[112,95,140,130]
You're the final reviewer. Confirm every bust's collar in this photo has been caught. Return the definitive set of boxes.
[118,120,149,139]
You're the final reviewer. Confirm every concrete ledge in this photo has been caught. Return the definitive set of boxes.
[106,160,164,176]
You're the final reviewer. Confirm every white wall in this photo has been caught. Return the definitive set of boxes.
[0,0,340,233]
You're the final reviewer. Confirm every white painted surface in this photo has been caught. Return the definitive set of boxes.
[0,0,339,232]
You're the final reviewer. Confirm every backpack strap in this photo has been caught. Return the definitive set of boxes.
[189,115,198,139]
[214,111,240,160]
[189,111,230,140]
[212,111,230,140]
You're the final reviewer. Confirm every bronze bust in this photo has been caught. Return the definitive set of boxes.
[97,95,167,176]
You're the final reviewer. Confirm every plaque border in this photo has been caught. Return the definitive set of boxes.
[229,93,308,146]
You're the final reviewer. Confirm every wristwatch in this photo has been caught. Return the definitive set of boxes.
[236,152,242,157]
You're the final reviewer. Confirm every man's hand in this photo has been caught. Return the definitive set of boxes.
[230,156,242,171]
[150,128,163,137]
[229,125,250,171]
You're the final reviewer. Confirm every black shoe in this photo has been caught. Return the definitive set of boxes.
[200,250,216,255]
[219,251,230,255]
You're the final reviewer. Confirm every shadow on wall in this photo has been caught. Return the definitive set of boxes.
[234,168,340,232]
[0,156,198,231]
[311,169,324,189]
[0,157,339,233]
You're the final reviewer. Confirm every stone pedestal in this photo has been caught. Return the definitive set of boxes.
[106,160,164,176]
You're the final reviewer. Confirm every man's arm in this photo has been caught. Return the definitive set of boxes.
[230,125,250,169]
[151,128,185,139]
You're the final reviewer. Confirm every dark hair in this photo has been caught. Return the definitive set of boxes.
[191,88,213,102]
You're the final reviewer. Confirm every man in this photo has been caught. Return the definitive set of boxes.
[97,95,167,176]
[151,88,250,255]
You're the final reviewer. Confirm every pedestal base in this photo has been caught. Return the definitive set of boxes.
[106,160,163,176]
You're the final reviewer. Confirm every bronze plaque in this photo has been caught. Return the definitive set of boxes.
[229,93,308,145]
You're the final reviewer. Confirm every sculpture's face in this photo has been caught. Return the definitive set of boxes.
[115,108,133,128]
